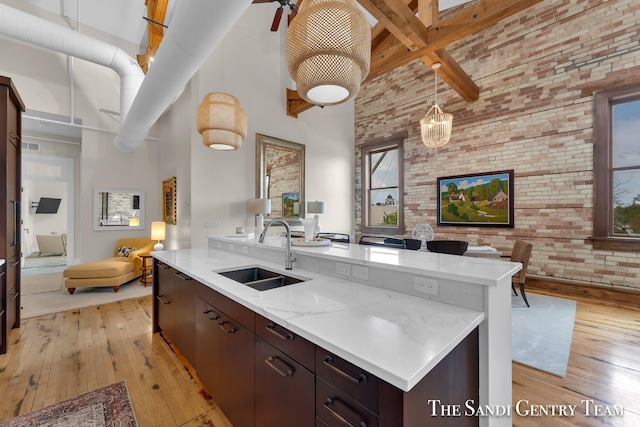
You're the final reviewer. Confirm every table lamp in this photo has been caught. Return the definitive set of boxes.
[248,198,272,235]
[151,221,166,251]
[307,201,326,236]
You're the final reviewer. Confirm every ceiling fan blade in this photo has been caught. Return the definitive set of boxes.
[271,8,283,31]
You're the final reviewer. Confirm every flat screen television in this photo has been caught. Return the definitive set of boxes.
[35,197,62,214]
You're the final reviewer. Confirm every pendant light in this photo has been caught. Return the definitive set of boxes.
[197,92,247,150]
[420,63,453,149]
[286,0,371,106]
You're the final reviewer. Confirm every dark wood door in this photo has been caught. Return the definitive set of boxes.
[194,296,221,395]
[172,271,195,365]
[1,76,24,354]
[217,314,254,427]
[0,266,5,353]
[255,337,315,427]
[155,262,176,340]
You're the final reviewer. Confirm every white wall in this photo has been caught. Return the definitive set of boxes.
[0,0,161,262]
[2,2,355,258]
[183,6,355,248]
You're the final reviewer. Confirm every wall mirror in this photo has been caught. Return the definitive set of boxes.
[93,188,145,231]
[256,134,305,223]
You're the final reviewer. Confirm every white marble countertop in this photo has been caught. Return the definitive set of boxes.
[153,245,489,391]
[214,234,519,286]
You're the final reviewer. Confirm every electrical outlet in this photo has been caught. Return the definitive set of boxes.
[414,276,438,296]
[242,246,249,254]
[352,265,369,280]
[336,262,350,276]
[228,243,235,252]
[211,220,221,229]
[216,241,222,248]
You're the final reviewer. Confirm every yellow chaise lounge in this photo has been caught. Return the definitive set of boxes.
[63,238,155,294]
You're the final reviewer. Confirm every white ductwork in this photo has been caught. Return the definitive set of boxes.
[114,0,253,152]
[0,3,144,120]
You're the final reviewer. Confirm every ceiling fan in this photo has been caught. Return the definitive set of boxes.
[252,0,299,32]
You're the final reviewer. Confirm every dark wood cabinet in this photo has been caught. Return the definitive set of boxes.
[153,260,195,364]
[154,266,479,427]
[194,282,255,427]
[216,311,254,427]
[194,295,221,394]
[255,336,315,427]
[1,76,24,355]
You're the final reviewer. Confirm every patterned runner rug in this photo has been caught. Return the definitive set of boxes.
[0,380,137,426]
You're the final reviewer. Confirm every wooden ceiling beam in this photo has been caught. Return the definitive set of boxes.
[137,0,169,73]
[368,0,544,79]
[357,0,429,51]
[286,88,316,118]
[421,49,479,101]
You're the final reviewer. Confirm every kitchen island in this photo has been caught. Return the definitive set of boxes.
[152,236,520,427]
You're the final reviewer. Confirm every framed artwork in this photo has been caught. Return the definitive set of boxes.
[162,177,177,225]
[282,192,299,217]
[437,170,514,227]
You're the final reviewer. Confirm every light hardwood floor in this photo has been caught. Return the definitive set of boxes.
[0,289,638,426]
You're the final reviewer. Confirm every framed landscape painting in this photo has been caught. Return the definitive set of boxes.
[437,170,514,227]
[282,192,300,217]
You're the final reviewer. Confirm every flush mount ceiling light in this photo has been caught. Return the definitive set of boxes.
[286,0,371,106]
[420,63,453,149]
[197,92,247,150]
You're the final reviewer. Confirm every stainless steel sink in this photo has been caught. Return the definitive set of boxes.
[217,267,306,291]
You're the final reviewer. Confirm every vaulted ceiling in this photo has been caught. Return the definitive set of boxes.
[18,0,544,118]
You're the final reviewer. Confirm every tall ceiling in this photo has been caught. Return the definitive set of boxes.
[19,0,471,49]
[14,0,543,122]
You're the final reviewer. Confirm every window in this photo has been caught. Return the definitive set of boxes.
[593,84,640,251]
[361,135,404,235]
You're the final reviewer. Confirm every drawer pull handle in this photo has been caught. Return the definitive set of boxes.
[10,291,20,301]
[323,355,368,384]
[157,262,171,269]
[0,310,4,317]
[265,356,294,377]
[10,260,20,268]
[218,321,237,334]
[266,323,294,341]
[156,294,173,304]
[173,271,192,281]
[203,309,220,320]
[323,398,367,427]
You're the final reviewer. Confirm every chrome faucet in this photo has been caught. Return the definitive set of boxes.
[259,219,297,270]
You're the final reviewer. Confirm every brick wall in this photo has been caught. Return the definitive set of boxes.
[355,0,640,289]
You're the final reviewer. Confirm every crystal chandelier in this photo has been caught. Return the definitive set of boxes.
[420,63,453,149]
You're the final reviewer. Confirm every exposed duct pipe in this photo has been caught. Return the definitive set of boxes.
[0,3,144,120]
[114,0,253,152]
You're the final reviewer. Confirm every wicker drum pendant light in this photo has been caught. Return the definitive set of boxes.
[197,92,247,150]
[286,0,371,106]
[420,63,453,149]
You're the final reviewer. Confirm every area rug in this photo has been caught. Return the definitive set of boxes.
[512,292,576,377]
[21,272,64,295]
[0,380,137,426]
[20,278,152,319]
[22,253,67,269]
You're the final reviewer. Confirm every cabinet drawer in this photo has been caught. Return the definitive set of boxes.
[196,283,255,332]
[255,337,315,427]
[316,378,379,427]
[316,347,380,414]
[215,291,255,332]
[255,314,315,372]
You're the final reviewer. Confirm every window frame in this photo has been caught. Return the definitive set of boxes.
[360,134,405,235]
[592,84,640,251]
